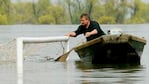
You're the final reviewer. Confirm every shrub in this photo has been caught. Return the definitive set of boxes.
[38,15,55,24]
[126,17,145,24]
[0,15,8,25]
[98,16,116,24]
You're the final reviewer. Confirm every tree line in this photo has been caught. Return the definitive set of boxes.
[0,0,149,25]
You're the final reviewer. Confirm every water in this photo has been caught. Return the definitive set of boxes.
[0,24,149,84]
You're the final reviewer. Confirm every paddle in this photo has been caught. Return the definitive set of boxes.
[54,48,74,62]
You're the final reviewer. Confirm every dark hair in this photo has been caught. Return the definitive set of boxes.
[80,13,90,20]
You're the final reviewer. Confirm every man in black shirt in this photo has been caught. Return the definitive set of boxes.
[65,13,105,41]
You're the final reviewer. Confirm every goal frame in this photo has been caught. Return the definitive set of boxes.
[16,36,69,84]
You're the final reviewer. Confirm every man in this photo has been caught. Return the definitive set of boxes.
[65,13,105,41]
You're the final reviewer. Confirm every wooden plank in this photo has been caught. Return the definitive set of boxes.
[74,34,146,51]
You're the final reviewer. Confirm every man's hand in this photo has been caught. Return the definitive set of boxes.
[85,32,91,37]
[85,29,98,37]
[65,32,76,37]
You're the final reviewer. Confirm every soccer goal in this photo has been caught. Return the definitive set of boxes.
[16,36,69,84]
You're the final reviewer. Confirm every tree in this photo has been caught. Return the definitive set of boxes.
[98,16,116,24]
[64,0,86,24]
[45,5,66,24]
[38,15,55,24]
[143,4,149,22]
[0,0,11,15]
[115,0,129,23]
[14,2,36,24]
[36,0,51,17]
[0,0,15,24]
[127,0,146,23]
[84,0,98,16]
[0,15,8,24]
[1,0,149,24]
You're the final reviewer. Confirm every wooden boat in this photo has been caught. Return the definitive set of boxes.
[74,34,146,64]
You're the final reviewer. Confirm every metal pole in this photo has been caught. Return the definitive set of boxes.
[17,38,23,84]
[16,36,69,84]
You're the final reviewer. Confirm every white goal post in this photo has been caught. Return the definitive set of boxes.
[16,36,69,84]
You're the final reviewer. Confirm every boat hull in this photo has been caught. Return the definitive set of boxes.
[74,34,146,64]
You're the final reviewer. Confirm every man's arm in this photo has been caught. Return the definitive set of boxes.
[65,25,84,37]
[85,29,98,37]
[65,32,76,37]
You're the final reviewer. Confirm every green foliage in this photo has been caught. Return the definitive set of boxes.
[126,17,145,24]
[64,0,85,24]
[84,0,98,15]
[14,2,37,24]
[0,0,11,14]
[135,1,149,23]
[1,0,149,24]
[126,0,147,24]
[0,15,8,25]
[45,5,66,24]
[38,15,55,24]
[98,16,116,24]
[36,0,51,16]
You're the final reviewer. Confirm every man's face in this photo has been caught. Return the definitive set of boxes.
[80,16,89,26]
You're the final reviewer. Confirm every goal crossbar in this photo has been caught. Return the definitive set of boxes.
[16,36,69,84]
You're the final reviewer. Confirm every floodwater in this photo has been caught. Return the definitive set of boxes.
[0,24,149,84]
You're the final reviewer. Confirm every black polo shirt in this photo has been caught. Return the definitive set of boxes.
[74,21,105,41]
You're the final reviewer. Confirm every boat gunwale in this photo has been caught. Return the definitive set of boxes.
[74,34,146,51]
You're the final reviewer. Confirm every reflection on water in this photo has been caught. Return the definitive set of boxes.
[0,60,146,84]
[74,61,145,84]
[75,60,143,70]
